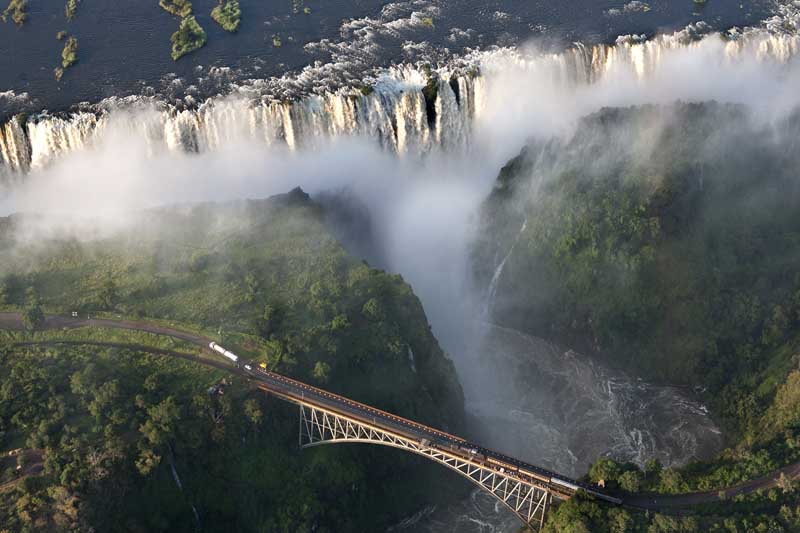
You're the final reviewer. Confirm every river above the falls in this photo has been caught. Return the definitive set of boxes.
[0,0,772,116]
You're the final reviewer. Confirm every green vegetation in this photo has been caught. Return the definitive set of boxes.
[60,36,78,68]
[159,0,192,17]
[272,34,282,47]
[0,188,467,530]
[210,0,240,32]
[1,326,202,356]
[170,15,206,60]
[56,30,67,40]
[477,102,800,531]
[545,482,800,533]
[65,0,79,21]
[159,0,206,60]
[1,0,27,25]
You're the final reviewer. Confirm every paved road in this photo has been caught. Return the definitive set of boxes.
[2,312,798,511]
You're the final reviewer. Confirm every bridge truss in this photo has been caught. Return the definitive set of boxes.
[297,402,553,529]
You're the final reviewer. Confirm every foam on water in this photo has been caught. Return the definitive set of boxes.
[2,15,799,183]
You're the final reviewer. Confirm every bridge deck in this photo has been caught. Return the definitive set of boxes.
[243,364,618,504]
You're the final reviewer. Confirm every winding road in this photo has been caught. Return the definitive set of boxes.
[1,311,798,512]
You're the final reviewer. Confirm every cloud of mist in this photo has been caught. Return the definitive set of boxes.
[0,110,498,357]
[473,34,800,162]
[2,28,800,426]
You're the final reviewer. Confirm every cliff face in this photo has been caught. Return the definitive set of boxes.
[475,103,800,531]
[473,101,800,402]
[0,188,466,531]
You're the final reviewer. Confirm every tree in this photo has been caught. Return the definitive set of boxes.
[777,472,794,493]
[25,286,39,306]
[362,298,383,321]
[259,304,279,338]
[618,470,641,493]
[589,457,621,486]
[607,508,632,533]
[97,276,117,309]
[243,399,263,427]
[312,361,331,383]
[762,305,789,346]
[135,449,161,476]
[658,468,687,494]
[244,273,259,303]
[139,397,180,446]
[645,458,662,477]
[0,281,8,306]
[23,305,45,331]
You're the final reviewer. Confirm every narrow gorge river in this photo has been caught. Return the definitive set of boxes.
[389,322,723,532]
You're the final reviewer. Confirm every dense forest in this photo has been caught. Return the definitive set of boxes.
[474,102,800,531]
[0,188,467,531]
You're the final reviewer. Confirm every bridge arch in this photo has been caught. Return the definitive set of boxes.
[298,402,553,529]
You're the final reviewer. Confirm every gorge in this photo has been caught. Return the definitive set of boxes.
[2,1,800,531]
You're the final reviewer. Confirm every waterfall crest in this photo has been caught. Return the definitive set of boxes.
[1,26,798,183]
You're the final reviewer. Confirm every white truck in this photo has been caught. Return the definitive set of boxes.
[209,342,238,364]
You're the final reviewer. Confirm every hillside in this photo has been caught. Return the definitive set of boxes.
[0,187,466,531]
[473,103,800,531]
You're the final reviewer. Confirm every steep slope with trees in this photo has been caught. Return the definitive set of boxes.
[0,188,466,531]
[474,103,800,531]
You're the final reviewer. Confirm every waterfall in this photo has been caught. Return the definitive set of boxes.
[1,25,798,184]
[484,218,527,318]
[0,116,31,179]
[0,71,483,181]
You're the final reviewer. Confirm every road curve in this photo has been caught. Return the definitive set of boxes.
[625,460,800,510]
[0,312,213,346]
[1,311,798,512]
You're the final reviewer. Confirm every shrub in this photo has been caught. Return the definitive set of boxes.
[1,0,27,25]
[170,15,206,60]
[65,0,78,20]
[23,305,45,331]
[159,0,192,17]
[61,36,79,68]
[210,0,240,32]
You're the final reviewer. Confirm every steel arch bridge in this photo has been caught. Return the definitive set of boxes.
[297,402,553,528]
[236,344,620,531]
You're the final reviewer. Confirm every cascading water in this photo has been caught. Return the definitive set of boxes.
[2,22,798,185]
[3,7,800,531]
[0,72,483,181]
[0,117,30,178]
[484,218,526,318]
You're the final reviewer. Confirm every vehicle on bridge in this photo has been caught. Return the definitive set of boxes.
[209,341,624,524]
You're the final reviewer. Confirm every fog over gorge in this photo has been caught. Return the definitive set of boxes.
[2,4,800,530]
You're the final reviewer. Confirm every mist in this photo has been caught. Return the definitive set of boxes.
[2,28,800,488]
